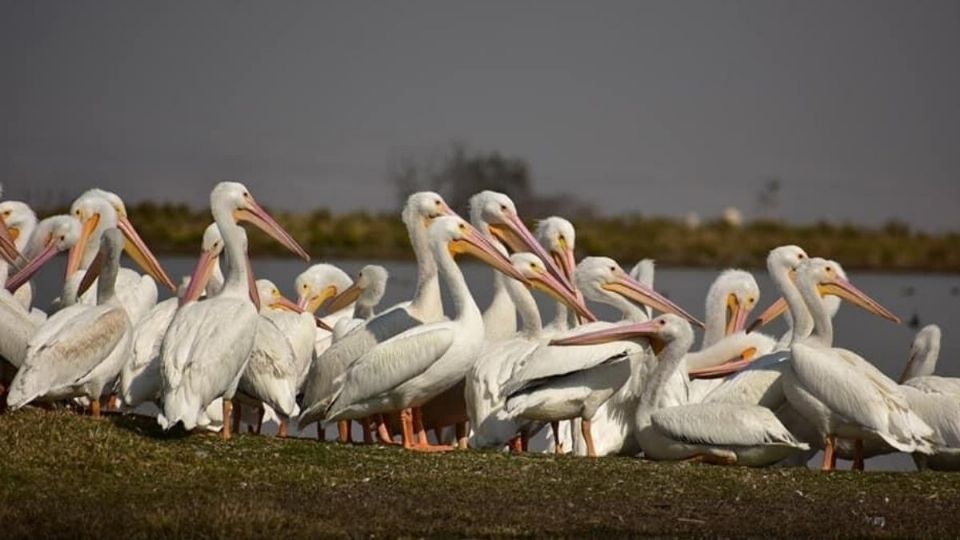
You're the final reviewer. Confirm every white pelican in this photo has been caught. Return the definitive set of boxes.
[319,216,530,451]
[235,279,310,437]
[118,223,229,409]
[899,325,958,394]
[297,263,355,350]
[553,314,810,465]
[466,252,594,450]
[329,265,389,341]
[62,191,175,323]
[7,228,132,415]
[536,217,581,334]
[782,258,937,470]
[0,200,38,309]
[0,216,81,373]
[502,257,702,457]
[298,192,457,438]
[158,181,309,439]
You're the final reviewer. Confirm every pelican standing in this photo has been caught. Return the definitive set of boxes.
[319,217,530,450]
[118,223,229,409]
[158,181,309,439]
[782,258,937,470]
[7,228,131,415]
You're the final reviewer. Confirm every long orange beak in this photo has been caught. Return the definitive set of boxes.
[528,263,596,323]
[298,284,339,314]
[5,236,60,292]
[117,215,176,292]
[271,292,333,331]
[725,295,751,336]
[322,282,362,314]
[747,296,787,334]
[687,357,753,379]
[550,319,662,347]
[451,224,531,286]
[602,274,704,328]
[489,213,574,295]
[235,198,310,261]
[180,249,220,306]
[66,213,100,279]
[819,276,901,324]
[77,250,105,297]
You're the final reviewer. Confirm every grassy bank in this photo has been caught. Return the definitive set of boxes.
[1,409,957,538]
[40,202,960,273]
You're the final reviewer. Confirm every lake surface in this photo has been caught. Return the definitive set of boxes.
[27,256,960,470]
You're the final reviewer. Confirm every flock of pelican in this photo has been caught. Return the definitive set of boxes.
[0,181,956,471]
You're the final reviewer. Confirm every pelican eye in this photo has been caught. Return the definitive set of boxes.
[435,200,442,206]
[609,266,616,272]
[499,204,507,211]
[748,297,755,304]
[659,319,666,326]
[59,235,66,242]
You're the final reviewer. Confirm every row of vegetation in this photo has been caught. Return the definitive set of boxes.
[38,201,960,272]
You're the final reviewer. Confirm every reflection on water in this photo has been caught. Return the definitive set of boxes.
[27,257,960,470]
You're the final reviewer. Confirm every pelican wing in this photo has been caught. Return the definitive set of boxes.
[301,304,425,408]
[9,305,128,405]
[791,343,936,448]
[906,376,960,397]
[325,322,456,416]
[502,322,644,398]
[239,317,299,417]
[901,386,960,447]
[651,403,808,448]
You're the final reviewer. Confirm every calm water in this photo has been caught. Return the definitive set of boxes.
[28,257,960,470]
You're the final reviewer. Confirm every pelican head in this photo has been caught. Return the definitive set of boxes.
[797,257,900,324]
[179,223,235,305]
[429,216,530,285]
[209,181,310,261]
[575,257,703,327]
[0,201,37,250]
[296,264,353,314]
[707,269,760,338]
[535,217,577,285]
[401,191,456,230]
[510,252,595,322]
[898,324,942,383]
[323,264,390,315]
[255,279,304,314]
[68,192,175,291]
[5,215,81,292]
[747,245,809,332]
[551,313,694,356]
[469,191,575,295]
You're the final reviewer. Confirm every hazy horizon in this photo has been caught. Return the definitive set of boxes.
[2,1,958,231]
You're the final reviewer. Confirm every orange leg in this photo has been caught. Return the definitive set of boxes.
[821,435,835,471]
[581,418,597,458]
[509,435,523,454]
[277,418,288,438]
[222,399,233,441]
[852,439,864,471]
[401,408,416,448]
[408,407,453,452]
[376,414,397,445]
[456,422,468,450]
[337,420,351,444]
[551,421,564,454]
[90,399,101,418]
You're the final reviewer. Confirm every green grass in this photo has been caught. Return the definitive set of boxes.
[1,409,957,538]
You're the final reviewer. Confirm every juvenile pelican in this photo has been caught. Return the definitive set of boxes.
[319,217,530,451]
[158,181,309,439]
[7,228,131,415]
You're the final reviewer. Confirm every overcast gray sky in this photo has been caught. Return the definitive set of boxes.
[2,0,958,230]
